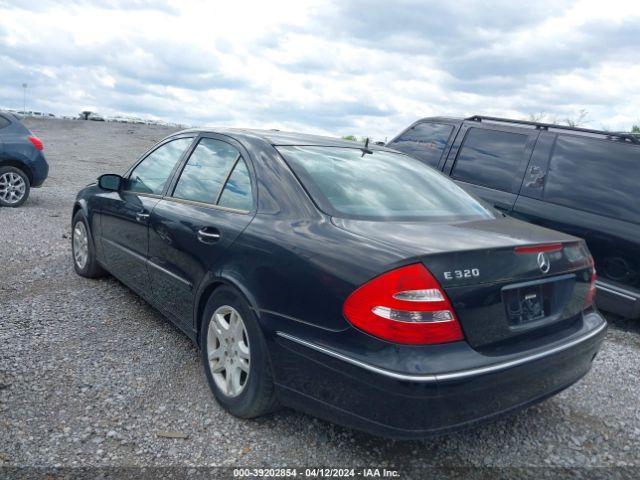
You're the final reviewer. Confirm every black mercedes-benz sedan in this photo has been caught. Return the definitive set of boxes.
[71,128,606,438]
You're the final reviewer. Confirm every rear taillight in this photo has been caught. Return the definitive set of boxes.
[343,264,464,345]
[28,136,43,151]
[585,255,597,307]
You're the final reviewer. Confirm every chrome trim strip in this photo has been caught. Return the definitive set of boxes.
[103,238,192,289]
[596,281,638,302]
[161,195,251,215]
[102,237,146,263]
[256,309,344,332]
[147,260,192,289]
[276,319,607,383]
[121,192,163,199]
[276,331,435,382]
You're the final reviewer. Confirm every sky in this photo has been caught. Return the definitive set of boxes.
[0,0,639,139]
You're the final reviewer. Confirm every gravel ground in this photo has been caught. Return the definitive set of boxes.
[1,118,639,475]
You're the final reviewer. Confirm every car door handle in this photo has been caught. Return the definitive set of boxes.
[197,228,220,243]
[136,212,150,222]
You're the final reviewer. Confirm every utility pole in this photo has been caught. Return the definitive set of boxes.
[22,83,27,113]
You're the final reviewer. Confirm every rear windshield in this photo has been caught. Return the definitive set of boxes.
[277,145,494,221]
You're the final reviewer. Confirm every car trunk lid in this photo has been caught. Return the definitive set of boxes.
[332,216,594,348]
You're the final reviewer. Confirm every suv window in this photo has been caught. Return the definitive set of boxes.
[126,138,193,195]
[0,115,10,129]
[392,122,454,167]
[218,159,253,211]
[172,138,240,205]
[277,145,494,221]
[544,135,640,223]
[452,128,528,192]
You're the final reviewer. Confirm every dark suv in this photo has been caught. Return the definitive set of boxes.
[388,115,640,319]
[0,111,48,207]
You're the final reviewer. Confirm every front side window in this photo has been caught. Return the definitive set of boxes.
[172,138,240,204]
[126,138,193,195]
[277,146,494,221]
[452,128,528,192]
[391,122,454,167]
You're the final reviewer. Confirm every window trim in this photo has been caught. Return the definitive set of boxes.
[160,195,252,215]
[164,133,257,214]
[122,134,196,196]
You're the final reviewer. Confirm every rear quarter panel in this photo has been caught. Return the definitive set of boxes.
[0,120,47,184]
[218,214,407,332]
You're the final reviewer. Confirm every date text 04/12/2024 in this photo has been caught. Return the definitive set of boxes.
[232,468,401,478]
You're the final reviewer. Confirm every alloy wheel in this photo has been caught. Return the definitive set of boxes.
[207,305,251,397]
[0,172,26,204]
[73,221,89,269]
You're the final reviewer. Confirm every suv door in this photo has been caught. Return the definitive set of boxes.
[442,124,538,213]
[98,136,195,297]
[147,135,256,332]
[0,115,8,157]
[513,132,640,317]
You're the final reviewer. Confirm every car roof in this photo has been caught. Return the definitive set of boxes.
[0,111,19,123]
[174,127,399,151]
[410,116,464,125]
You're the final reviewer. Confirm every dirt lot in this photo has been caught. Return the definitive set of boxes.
[1,118,639,475]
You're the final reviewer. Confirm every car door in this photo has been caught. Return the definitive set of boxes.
[512,132,640,316]
[442,123,538,214]
[147,134,256,332]
[98,135,195,297]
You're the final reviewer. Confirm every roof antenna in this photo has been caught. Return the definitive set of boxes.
[360,137,373,157]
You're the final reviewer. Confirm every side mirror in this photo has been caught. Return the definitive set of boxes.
[98,174,123,191]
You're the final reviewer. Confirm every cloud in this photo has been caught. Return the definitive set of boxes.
[0,0,639,137]
[5,0,178,14]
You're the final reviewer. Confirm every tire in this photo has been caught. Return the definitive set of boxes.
[71,211,106,278]
[200,286,279,418]
[0,166,30,207]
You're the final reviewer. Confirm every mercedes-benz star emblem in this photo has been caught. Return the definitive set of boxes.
[537,252,551,274]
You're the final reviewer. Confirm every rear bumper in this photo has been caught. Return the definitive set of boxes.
[269,311,607,439]
[30,151,49,187]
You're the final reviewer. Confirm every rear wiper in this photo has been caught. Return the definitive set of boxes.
[360,137,373,157]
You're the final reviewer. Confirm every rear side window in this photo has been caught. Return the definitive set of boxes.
[277,146,494,222]
[544,135,640,223]
[218,159,253,211]
[452,128,528,192]
[0,116,10,129]
[126,138,193,195]
[173,138,240,205]
[391,122,454,167]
